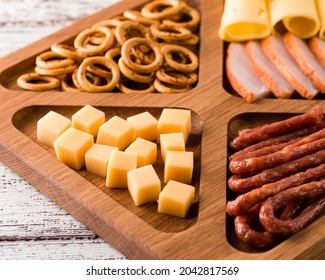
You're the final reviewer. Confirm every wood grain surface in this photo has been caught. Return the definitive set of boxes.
[0,0,324,260]
[0,0,126,260]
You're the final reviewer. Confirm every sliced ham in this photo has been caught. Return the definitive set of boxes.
[309,36,325,68]
[226,42,271,103]
[283,32,325,93]
[261,35,319,99]
[245,40,294,99]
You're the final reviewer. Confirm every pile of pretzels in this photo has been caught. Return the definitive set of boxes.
[17,0,200,93]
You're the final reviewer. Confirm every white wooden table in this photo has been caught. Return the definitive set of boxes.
[0,0,126,260]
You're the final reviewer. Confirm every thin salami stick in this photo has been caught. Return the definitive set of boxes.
[226,163,325,217]
[259,182,325,236]
[230,136,325,175]
[230,106,323,151]
[228,150,325,193]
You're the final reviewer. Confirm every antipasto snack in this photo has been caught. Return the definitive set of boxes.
[17,0,200,93]
[227,106,325,248]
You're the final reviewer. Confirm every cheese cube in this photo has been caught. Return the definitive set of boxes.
[106,151,137,188]
[85,144,119,177]
[54,127,94,170]
[97,116,135,150]
[127,111,158,141]
[160,132,185,162]
[158,180,195,218]
[164,151,193,184]
[72,105,105,137]
[125,138,157,167]
[157,108,191,143]
[37,111,71,147]
[127,165,161,206]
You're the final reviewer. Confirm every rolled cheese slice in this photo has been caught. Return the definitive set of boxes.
[268,0,320,39]
[219,0,271,42]
[316,0,325,39]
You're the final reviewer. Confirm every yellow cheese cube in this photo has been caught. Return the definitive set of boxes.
[37,111,71,147]
[54,127,94,170]
[127,111,158,141]
[158,180,195,218]
[125,138,157,167]
[106,151,137,188]
[127,165,161,206]
[97,116,135,150]
[160,132,185,162]
[72,104,105,137]
[164,151,193,184]
[85,144,119,177]
[158,108,191,143]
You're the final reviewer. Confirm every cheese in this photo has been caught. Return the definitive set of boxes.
[37,111,71,147]
[160,132,185,163]
[97,116,135,150]
[158,180,194,218]
[53,127,94,170]
[127,165,161,206]
[157,108,191,143]
[125,138,157,167]
[219,0,271,42]
[85,144,118,177]
[127,111,158,142]
[268,0,320,39]
[164,150,193,184]
[72,105,105,137]
[316,0,325,39]
[106,151,137,188]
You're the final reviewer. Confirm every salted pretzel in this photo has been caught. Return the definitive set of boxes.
[17,73,60,91]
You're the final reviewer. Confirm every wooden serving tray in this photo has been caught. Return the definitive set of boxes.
[0,0,324,259]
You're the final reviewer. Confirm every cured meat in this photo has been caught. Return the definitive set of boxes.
[309,36,325,68]
[226,42,271,103]
[261,35,319,99]
[245,40,294,99]
[228,150,325,193]
[229,106,323,151]
[259,182,325,235]
[226,163,325,217]
[283,32,325,92]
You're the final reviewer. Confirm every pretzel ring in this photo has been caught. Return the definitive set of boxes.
[163,33,199,46]
[150,24,192,40]
[77,56,120,92]
[51,44,84,61]
[36,51,75,70]
[121,38,163,73]
[162,44,199,73]
[105,47,121,61]
[92,18,122,29]
[156,68,198,86]
[115,20,149,46]
[118,79,155,94]
[154,78,192,93]
[123,10,160,26]
[163,4,201,31]
[34,63,78,76]
[61,74,80,92]
[71,68,101,91]
[141,0,181,20]
[74,26,115,56]
[17,73,60,91]
[118,58,155,83]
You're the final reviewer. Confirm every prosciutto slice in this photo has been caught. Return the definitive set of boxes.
[226,42,271,103]
[261,35,319,99]
[246,40,294,99]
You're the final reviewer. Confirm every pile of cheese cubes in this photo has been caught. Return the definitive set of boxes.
[37,105,196,218]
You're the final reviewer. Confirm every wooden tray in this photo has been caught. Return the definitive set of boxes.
[0,0,324,259]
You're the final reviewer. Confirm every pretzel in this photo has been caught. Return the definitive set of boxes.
[123,9,160,26]
[154,78,192,93]
[51,43,84,61]
[61,74,81,92]
[36,51,76,69]
[162,44,199,73]
[17,73,60,91]
[121,38,163,73]
[115,20,149,46]
[118,57,155,83]
[118,79,155,94]
[141,0,182,20]
[74,26,115,57]
[77,56,120,92]
[150,24,192,40]
[156,68,198,86]
[35,63,77,76]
